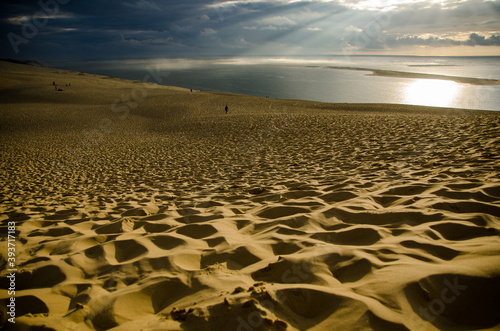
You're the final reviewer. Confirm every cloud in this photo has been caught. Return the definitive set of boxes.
[121,0,161,11]
[466,33,500,46]
[387,0,500,34]
[345,25,362,33]
[200,14,210,23]
[6,12,74,25]
[385,35,456,47]
[258,15,296,26]
[385,33,500,47]
[200,27,217,37]
[122,36,174,45]
[0,0,498,61]
[261,25,279,30]
[238,37,252,45]
[237,15,299,31]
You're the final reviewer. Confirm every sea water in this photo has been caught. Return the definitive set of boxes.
[60,56,500,111]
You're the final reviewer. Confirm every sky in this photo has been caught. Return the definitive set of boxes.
[1,0,499,63]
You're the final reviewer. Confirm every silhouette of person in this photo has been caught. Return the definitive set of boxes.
[225,105,228,114]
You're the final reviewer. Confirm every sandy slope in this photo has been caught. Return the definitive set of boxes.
[1,60,500,331]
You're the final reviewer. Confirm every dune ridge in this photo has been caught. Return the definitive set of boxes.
[1,60,500,330]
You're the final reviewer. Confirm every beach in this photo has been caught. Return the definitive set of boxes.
[65,57,500,111]
[1,60,500,330]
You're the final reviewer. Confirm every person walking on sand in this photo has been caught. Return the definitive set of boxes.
[225,105,228,114]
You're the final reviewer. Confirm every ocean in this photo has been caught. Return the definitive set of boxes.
[59,56,500,111]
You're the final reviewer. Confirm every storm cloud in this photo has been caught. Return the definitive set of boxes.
[0,0,498,62]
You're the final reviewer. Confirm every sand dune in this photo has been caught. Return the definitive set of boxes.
[1,60,500,330]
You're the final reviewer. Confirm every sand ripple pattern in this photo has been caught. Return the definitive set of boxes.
[1,62,500,330]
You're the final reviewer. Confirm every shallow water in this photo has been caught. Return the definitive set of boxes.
[60,56,500,111]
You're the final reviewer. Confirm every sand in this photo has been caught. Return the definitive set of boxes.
[1,60,500,331]
[282,65,500,86]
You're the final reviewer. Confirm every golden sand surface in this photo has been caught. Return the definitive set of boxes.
[1,60,500,330]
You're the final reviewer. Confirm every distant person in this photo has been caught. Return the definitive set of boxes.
[52,81,55,86]
[225,105,228,114]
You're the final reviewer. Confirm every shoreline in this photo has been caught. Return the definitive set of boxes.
[27,58,500,111]
[334,66,500,85]
[297,65,500,86]
[2,59,497,114]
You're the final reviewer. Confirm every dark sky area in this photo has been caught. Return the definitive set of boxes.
[1,0,499,64]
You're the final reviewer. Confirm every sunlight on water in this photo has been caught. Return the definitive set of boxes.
[404,79,461,108]
[63,56,500,111]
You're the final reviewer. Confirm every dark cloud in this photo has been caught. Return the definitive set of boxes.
[0,0,498,62]
[467,33,500,46]
[385,33,500,48]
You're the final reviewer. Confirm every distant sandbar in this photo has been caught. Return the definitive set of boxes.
[308,65,500,86]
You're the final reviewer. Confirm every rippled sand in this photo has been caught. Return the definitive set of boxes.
[1,60,500,330]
